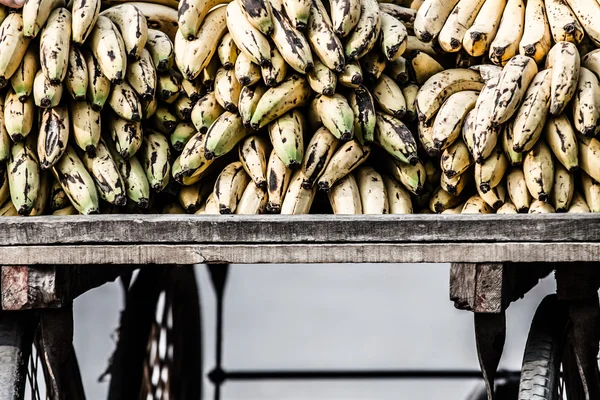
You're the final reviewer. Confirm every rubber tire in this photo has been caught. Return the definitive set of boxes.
[518,294,569,400]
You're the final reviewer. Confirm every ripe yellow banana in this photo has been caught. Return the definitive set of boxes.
[374,112,418,165]
[379,154,426,195]
[441,139,473,178]
[413,0,459,43]
[330,0,360,37]
[266,148,292,212]
[126,48,157,101]
[38,106,69,170]
[177,132,213,178]
[238,0,273,35]
[475,145,508,193]
[108,81,142,122]
[578,135,600,182]
[551,163,574,212]
[477,179,505,210]
[565,0,600,47]
[307,0,345,72]
[72,0,100,44]
[4,90,34,142]
[317,140,370,191]
[544,114,578,172]
[0,14,32,89]
[226,1,271,68]
[462,0,506,57]
[177,0,230,41]
[372,74,406,119]
[106,138,150,208]
[461,195,493,214]
[471,75,501,162]
[519,0,551,63]
[214,161,251,214]
[238,85,265,127]
[82,138,127,206]
[191,91,224,133]
[315,94,355,141]
[328,174,362,214]
[89,16,127,83]
[529,200,555,213]
[355,166,388,214]
[261,47,288,87]
[239,134,271,189]
[108,117,143,159]
[379,12,407,60]
[441,168,471,196]
[438,0,485,53]
[307,60,335,95]
[70,99,101,156]
[146,29,174,72]
[545,42,580,116]
[432,90,478,150]
[101,4,148,61]
[496,202,518,214]
[568,191,590,213]
[280,170,316,214]
[23,0,65,39]
[572,67,600,137]
[236,180,268,214]
[283,0,311,29]
[506,167,530,212]
[417,118,438,157]
[204,111,250,159]
[65,46,88,101]
[430,186,463,213]
[382,174,412,214]
[344,0,381,60]
[214,67,241,113]
[140,130,171,192]
[301,127,339,188]
[83,49,111,111]
[269,110,304,169]
[338,61,363,88]
[348,85,376,144]
[545,0,584,44]
[268,0,313,73]
[235,52,261,86]
[402,83,419,121]
[11,46,38,102]
[523,140,554,202]
[488,0,524,66]
[52,145,99,214]
[8,139,40,216]
[33,70,63,109]
[502,121,522,166]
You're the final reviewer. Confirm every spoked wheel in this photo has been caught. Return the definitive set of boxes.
[518,294,593,400]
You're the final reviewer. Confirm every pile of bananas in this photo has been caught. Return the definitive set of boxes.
[0,0,599,216]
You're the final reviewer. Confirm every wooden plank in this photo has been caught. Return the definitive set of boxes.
[0,311,35,400]
[449,263,477,311]
[473,264,504,313]
[0,242,598,265]
[0,214,597,246]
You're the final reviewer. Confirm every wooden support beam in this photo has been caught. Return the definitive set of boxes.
[0,311,35,400]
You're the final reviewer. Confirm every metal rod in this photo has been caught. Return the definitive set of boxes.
[222,369,521,380]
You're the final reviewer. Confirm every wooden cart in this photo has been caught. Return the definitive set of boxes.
[0,214,598,399]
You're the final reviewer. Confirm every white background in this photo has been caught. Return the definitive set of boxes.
[73,263,556,399]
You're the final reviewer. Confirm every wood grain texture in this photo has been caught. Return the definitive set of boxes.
[0,311,35,400]
[473,264,504,314]
[0,214,597,245]
[449,263,476,311]
[0,242,599,265]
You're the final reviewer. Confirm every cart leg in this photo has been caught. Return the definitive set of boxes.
[37,303,86,400]
[555,263,600,400]
[0,310,36,400]
[474,312,506,400]
[207,264,230,400]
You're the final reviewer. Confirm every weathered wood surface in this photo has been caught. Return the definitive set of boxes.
[0,214,597,245]
[0,311,35,400]
[0,242,598,265]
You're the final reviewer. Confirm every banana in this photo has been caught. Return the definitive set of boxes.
[181,77,204,102]
[238,0,274,35]
[348,85,376,144]
[4,90,34,142]
[22,0,65,38]
[146,29,174,72]
[565,0,600,47]
[131,3,177,41]
[413,0,459,43]
[70,100,101,156]
[283,0,311,29]
[178,132,213,177]
[0,14,32,89]
[266,148,292,212]
[379,12,407,61]
[11,47,38,102]
[545,42,580,116]
[301,127,339,188]
[315,94,355,141]
[572,67,600,137]
[429,186,463,213]
[151,105,178,134]
[226,1,271,68]
[317,140,370,191]
[268,0,313,73]
[441,139,473,178]
[490,55,538,125]
[581,173,600,211]
[250,74,311,129]
[52,145,99,214]
[488,0,524,66]
[88,16,127,84]
[551,163,574,212]
[402,83,419,121]
[280,170,316,214]
[108,116,143,159]
[506,167,530,212]
[171,121,196,151]
[192,91,225,133]
[108,81,142,122]
[415,68,484,122]
[126,48,156,101]
[204,111,250,159]
[307,0,345,72]
[511,69,552,153]
[355,166,388,214]
[546,0,584,44]
[461,195,493,213]
[529,200,555,213]
[178,177,214,212]
[174,93,194,121]
[372,74,406,119]
[239,134,271,189]
[177,0,230,41]
[455,50,476,69]
[470,64,502,82]
[330,0,360,37]
[201,54,219,89]
[328,174,362,214]
[82,138,126,206]
[379,154,426,195]
[374,112,418,165]
[578,135,600,182]
[156,71,181,103]
[477,179,505,209]
[568,191,590,213]
[214,161,251,213]
[8,139,40,216]
[72,0,100,44]
[140,130,171,192]
[338,61,363,88]
[441,168,471,196]
[214,67,241,112]
[418,118,438,157]
[236,180,268,214]
[307,97,323,131]
[411,50,444,85]
[438,0,485,53]
[269,110,304,169]
[65,46,88,101]
[475,144,508,193]
[101,4,148,61]
[462,0,506,57]
[217,33,238,70]
[379,3,417,23]
[33,71,63,109]
[406,35,438,56]
[344,0,381,60]
[519,0,551,63]
[382,174,412,214]
[502,121,522,166]
[141,96,158,119]
[523,140,554,202]
[544,114,578,172]
[84,49,111,111]
[0,98,10,162]
[106,138,150,208]
[37,106,69,170]
[470,75,500,162]
[432,90,478,150]
[235,52,261,86]
[175,6,228,81]
[238,85,265,127]
[0,201,20,217]
[28,171,50,216]
[496,202,517,214]
[307,60,335,95]
[199,192,219,214]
